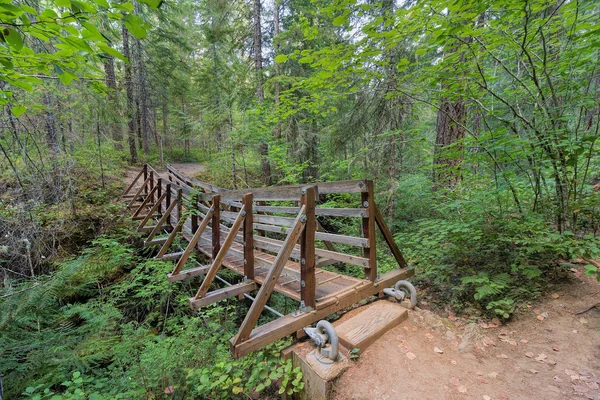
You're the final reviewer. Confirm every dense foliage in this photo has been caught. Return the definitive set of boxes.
[2,221,303,398]
[1,0,600,397]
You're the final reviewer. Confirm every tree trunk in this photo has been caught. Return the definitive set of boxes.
[434,99,466,186]
[103,53,123,149]
[122,17,138,164]
[273,0,282,140]
[253,0,264,103]
[135,34,150,154]
[253,0,271,185]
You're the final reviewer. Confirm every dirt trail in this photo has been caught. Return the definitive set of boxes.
[334,268,600,400]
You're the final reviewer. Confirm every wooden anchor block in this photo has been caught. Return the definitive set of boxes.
[333,300,408,354]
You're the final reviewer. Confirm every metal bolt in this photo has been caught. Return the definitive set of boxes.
[301,258,306,265]
[301,188,307,195]
[300,215,307,223]
[360,211,365,217]
[300,300,306,309]
[363,201,369,208]
[358,181,364,188]
[244,259,247,264]
[241,210,247,217]
[301,280,306,287]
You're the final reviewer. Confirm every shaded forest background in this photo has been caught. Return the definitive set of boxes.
[1,0,600,398]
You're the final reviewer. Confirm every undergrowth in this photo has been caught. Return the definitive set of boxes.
[0,223,303,399]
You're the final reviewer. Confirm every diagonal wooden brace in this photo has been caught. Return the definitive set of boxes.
[231,205,307,346]
[170,207,214,276]
[137,193,167,232]
[193,208,246,300]
[127,176,152,209]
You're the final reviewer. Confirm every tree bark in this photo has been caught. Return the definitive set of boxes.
[253,0,271,185]
[434,99,466,186]
[122,17,138,164]
[135,34,150,154]
[103,53,123,149]
[273,0,282,140]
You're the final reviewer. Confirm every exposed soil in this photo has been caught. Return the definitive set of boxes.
[334,268,600,400]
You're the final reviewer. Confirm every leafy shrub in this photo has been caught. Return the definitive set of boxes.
[396,210,600,319]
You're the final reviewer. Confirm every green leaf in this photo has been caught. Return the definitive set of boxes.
[274,54,288,63]
[584,264,598,276]
[332,15,347,26]
[56,0,71,7]
[98,42,128,62]
[5,28,23,51]
[11,105,26,117]
[138,0,163,9]
[59,71,77,85]
[124,14,147,39]
[92,0,109,7]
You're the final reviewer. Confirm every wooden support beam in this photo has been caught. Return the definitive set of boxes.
[194,209,246,299]
[171,208,214,276]
[374,205,408,269]
[212,195,221,259]
[149,170,154,205]
[191,193,199,234]
[243,193,254,280]
[175,188,183,228]
[165,183,172,220]
[231,206,307,346]
[167,265,210,282]
[189,281,258,309]
[230,267,414,358]
[362,180,377,281]
[137,193,167,232]
[142,164,148,196]
[300,186,316,309]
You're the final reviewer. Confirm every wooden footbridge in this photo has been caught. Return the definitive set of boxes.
[122,164,414,358]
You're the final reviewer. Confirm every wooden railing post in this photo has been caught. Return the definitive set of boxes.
[176,188,183,228]
[143,164,148,196]
[242,193,254,280]
[191,192,199,233]
[150,170,156,205]
[165,183,172,225]
[212,194,221,259]
[362,180,377,281]
[156,178,162,217]
[300,186,316,309]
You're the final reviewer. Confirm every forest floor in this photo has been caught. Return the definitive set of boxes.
[334,266,600,400]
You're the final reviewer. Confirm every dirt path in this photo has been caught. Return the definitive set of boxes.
[334,268,600,400]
